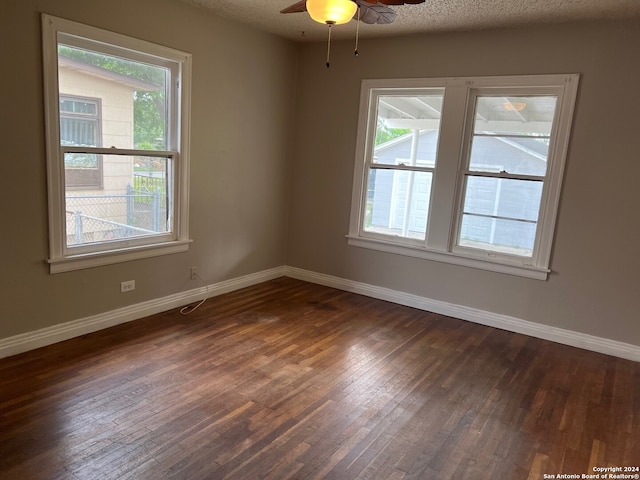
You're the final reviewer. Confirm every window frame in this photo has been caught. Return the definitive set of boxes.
[363,88,444,246]
[42,14,192,273]
[347,75,579,280]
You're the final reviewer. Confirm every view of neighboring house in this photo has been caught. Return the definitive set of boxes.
[369,129,548,255]
[58,55,166,245]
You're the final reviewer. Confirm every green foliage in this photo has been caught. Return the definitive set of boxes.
[132,171,167,208]
[375,118,410,145]
[133,92,166,149]
[58,45,166,150]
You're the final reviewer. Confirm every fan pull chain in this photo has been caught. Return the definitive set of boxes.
[355,6,360,56]
[326,22,333,68]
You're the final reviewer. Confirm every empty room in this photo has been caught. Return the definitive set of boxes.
[1,0,639,478]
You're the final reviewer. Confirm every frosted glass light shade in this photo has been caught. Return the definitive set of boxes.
[306,0,357,25]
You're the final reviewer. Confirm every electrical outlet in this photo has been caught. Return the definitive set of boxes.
[190,267,197,280]
[120,280,135,293]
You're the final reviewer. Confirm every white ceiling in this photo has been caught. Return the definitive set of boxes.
[180,0,640,42]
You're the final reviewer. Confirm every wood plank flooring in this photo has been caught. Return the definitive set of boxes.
[0,277,638,479]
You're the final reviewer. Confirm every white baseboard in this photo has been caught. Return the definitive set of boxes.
[0,266,286,359]
[284,266,640,363]
[2,265,638,363]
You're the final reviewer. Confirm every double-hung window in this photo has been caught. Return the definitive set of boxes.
[42,15,192,273]
[348,75,579,279]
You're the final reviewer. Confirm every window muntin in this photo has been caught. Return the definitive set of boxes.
[348,76,579,280]
[363,90,444,242]
[42,15,191,273]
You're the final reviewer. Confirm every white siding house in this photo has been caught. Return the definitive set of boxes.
[370,131,548,253]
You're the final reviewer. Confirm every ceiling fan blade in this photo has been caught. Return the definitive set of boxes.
[355,0,397,24]
[378,0,425,4]
[280,0,307,14]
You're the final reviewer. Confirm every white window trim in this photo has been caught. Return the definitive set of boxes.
[42,14,192,274]
[347,74,580,280]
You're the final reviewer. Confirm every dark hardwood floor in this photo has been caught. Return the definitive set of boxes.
[0,277,638,479]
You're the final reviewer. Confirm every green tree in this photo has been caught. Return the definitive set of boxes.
[375,118,410,145]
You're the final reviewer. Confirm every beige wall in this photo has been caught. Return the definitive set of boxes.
[59,66,136,151]
[0,0,297,338]
[287,21,640,346]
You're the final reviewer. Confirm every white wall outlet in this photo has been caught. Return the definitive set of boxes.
[120,280,135,293]
[190,267,197,280]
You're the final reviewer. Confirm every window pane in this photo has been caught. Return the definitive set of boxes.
[57,45,168,150]
[470,96,557,177]
[469,136,549,176]
[60,98,97,115]
[473,96,557,136]
[458,176,543,256]
[373,93,443,168]
[61,117,99,149]
[61,116,100,172]
[365,169,432,240]
[64,153,98,172]
[65,153,172,247]
[60,96,101,176]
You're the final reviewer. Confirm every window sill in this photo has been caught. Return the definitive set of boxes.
[47,239,192,274]
[346,235,550,280]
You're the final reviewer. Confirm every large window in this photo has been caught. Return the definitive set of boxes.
[348,75,579,279]
[42,15,192,273]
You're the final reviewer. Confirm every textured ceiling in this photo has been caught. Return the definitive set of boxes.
[180,0,640,41]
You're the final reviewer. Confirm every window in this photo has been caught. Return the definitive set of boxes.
[60,95,103,188]
[364,90,444,241]
[42,15,192,273]
[348,75,579,280]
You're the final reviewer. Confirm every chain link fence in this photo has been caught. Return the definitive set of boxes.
[65,176,167,245]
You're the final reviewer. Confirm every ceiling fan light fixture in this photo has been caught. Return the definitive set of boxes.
[306,0,357,25]
[503,101,527,111]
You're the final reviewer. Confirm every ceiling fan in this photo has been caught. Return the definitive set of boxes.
[281,0,426,66]
[282,0,425,26]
